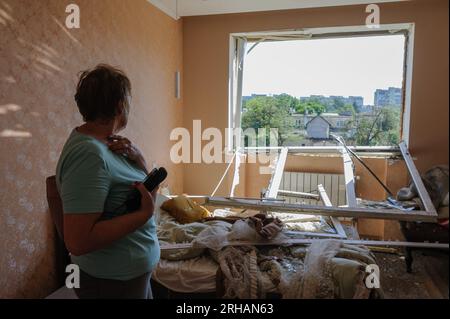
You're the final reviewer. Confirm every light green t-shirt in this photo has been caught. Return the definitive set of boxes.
[56,129,160,281]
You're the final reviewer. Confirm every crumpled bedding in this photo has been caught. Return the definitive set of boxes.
[157,210,232,260]
[209,246,259,299]
[282,240,379,299]
[156,198,382,298]
[192,218,287,251]
[209,240,381,299]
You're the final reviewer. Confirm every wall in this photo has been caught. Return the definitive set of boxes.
[0,0,183,298]
[182,0,449,196]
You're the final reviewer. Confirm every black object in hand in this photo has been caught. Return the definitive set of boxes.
[125,167,168,212]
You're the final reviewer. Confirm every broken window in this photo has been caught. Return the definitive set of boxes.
[228,24,414,151]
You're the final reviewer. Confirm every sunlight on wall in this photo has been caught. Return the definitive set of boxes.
[0,129,32,137]
[0,2,13,26]
[0,103,21,114]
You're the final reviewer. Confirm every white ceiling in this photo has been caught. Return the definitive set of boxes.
[148,0,408,19]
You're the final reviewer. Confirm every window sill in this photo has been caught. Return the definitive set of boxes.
[238,146,401,159]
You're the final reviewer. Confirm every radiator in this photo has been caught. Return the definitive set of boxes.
[280,171,347,206]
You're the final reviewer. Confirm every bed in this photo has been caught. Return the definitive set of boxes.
[152,194,381,299]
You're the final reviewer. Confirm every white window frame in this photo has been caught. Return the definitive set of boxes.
[227,23,415,152]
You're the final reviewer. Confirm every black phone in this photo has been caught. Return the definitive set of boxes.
[125,167,168,212]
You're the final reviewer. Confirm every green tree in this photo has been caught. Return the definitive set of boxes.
[330,97,345,112]
[242,96,295,146]
[337,103,356,116]
[296,100,326,115]
[353,107,400,146]
[274,93,300,112]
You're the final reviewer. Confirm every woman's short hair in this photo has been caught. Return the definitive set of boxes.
[74,64,131,122]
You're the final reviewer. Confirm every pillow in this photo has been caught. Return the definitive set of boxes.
[161,195,211,224]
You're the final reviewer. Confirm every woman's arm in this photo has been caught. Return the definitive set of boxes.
[64,183,157,256]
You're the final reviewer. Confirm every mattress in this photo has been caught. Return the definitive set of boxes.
[152,256,218,293]
[153,194,218,293]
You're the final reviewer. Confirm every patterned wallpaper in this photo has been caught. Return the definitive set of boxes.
[0,0,183,298]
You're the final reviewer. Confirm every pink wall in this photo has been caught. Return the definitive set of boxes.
[0,0,183,298]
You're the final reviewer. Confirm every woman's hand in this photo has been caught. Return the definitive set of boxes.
[107,135,148,173]
[134,182,159,219]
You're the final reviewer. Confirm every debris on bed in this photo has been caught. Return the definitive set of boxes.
[156,200,382,299]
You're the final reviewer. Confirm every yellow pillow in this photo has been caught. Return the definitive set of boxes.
[161,195,211,224]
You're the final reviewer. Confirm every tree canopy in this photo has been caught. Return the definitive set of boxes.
[352,107,400,146]
[242,96,294,146]
[336,103,356,116]
[295,100,326,115]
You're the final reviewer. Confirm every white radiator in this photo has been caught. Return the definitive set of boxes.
[280,171,347,206]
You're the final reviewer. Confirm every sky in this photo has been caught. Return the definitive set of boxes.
[242,34,405,106]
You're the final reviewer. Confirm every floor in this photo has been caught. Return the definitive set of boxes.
[377,250,449,299]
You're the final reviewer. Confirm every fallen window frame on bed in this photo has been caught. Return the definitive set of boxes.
[263,146,348,239]
[160,238,449,250]
[160,141,445,251]
[207,141,438,222]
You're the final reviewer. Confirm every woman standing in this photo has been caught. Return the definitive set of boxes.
[56,64,159,299]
